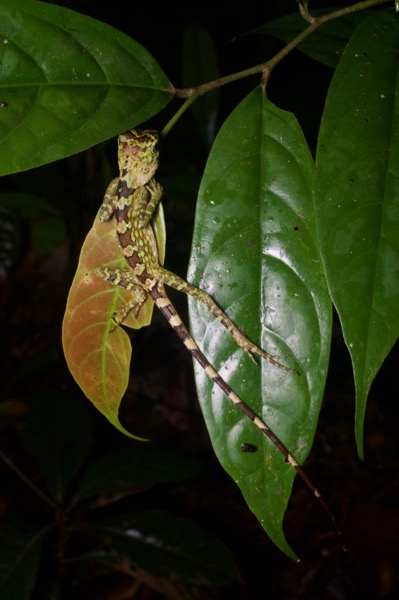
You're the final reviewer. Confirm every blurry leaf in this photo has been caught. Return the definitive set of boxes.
[31,216,66,256]
[0,192,59,219]
[0,525,46,600]
[93,511,241,593]
[20,392,92,499]
[252,8,371,68]
[0,0,173,175]
[12,346,62,383]
[0,400,29,422]
[0,206,20,273]
[62,203,166,439]
[314,9,399,456]
[74,444,204,502]
[182,23,220,149]
[188,87,331,559]
[0,192,67,263]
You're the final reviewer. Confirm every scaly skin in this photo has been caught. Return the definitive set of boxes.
[93,129,341,540]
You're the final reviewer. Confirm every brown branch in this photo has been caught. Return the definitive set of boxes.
[174,0,389,99]
[162,0,389,136]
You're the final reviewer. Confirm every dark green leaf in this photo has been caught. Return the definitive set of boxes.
[75,444,204,502]
[93,511,241,587]
[0,525,45,600]
[20,391,92,499]
[252,8,372,68]
[187,87,331,558]
[0,0,173,175]
[182,23,220,149]
[315,9,399,457]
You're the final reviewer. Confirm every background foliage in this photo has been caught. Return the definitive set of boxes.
[0,0,398,598]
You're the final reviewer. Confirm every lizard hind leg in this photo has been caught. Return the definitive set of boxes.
[154,265,297,374]
[92,266,147,329]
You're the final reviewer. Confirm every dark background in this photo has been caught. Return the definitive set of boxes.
[1,1,398,598]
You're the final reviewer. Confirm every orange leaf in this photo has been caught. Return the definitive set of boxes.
[62,205,166,438]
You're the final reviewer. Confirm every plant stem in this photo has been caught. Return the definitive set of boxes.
[165,0,389,131]
[0,450,56,509]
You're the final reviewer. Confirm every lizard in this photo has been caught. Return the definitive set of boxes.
[93,128,341,540]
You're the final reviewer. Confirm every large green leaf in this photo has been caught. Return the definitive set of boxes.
[0,0,173,175]
[187,87,331,559]
[19,392,92,500]
[315,9,399,457]
[74,444,204,503]
[93,511,241,592]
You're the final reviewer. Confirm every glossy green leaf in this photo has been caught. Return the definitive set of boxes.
[0,0,173,175]
[93,512,241,589]
[187,87,331,558]
[0,525,45,600]
[20,392,92,499]
[253,8,371,68]
[74,444,204,502]
[315,9,399,457]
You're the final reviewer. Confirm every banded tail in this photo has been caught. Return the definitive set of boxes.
[149,281,343,543]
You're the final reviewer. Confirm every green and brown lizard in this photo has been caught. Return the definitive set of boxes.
[93,128,341,537]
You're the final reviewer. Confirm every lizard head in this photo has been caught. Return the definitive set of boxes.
[118,129,160,188]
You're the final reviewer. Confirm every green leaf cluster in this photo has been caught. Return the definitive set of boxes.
[1,394,241,598]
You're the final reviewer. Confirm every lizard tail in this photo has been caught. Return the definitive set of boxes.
[150,284,343,546]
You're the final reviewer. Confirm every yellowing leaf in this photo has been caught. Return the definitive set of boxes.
[62,205,166,438]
